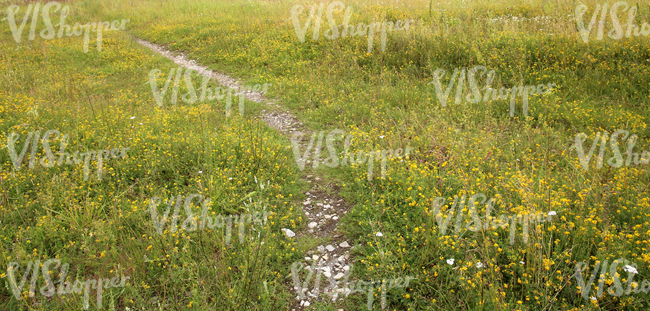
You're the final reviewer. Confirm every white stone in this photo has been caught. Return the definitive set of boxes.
[334,273,345,279]
[339,241,350,248]
[324,272,332,278]
[281,228,295,238]
[308,222,318,228]
[343,265,350,271]
[326,245,335,252]
[312,255,319,261]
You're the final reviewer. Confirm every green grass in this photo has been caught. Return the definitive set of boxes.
[1,0,650,310]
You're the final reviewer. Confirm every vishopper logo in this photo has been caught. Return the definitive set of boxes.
[147,193,269,245]
[572,129,650,171]
[148,67,271,116]
[291,260,415,309]
[429,66,556,117]
[430,193,557,245]
[5,129,130,181]
[290,1,413,53]
[574,258,650,300]
[290,129,413,181]
[2,2,129,52]
[5,259,129,309]
[575,1,650,43]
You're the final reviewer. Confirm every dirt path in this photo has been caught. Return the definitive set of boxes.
[134,37,356,310]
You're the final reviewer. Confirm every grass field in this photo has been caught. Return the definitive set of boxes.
[1,0,650,310]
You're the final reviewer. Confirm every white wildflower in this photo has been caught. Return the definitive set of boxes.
[623,265,638,274]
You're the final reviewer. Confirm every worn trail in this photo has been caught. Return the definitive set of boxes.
[134,37,357,310]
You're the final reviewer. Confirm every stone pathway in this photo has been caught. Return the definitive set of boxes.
[134,37,357,310]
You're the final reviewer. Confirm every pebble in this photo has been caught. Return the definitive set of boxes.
[325,245,335,252]
[281,228,295,238]
[339,241,350,248]
[308,222,318,228]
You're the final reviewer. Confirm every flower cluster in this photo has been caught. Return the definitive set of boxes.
[573,129,650,171]
[6,129,129,181]
[575,258,650,300]
[429,66,556,116]
[431,193,557,245]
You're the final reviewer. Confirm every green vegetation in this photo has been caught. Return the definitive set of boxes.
[1,0,649,310]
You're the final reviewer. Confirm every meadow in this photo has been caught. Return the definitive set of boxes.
[0,0,649,310]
